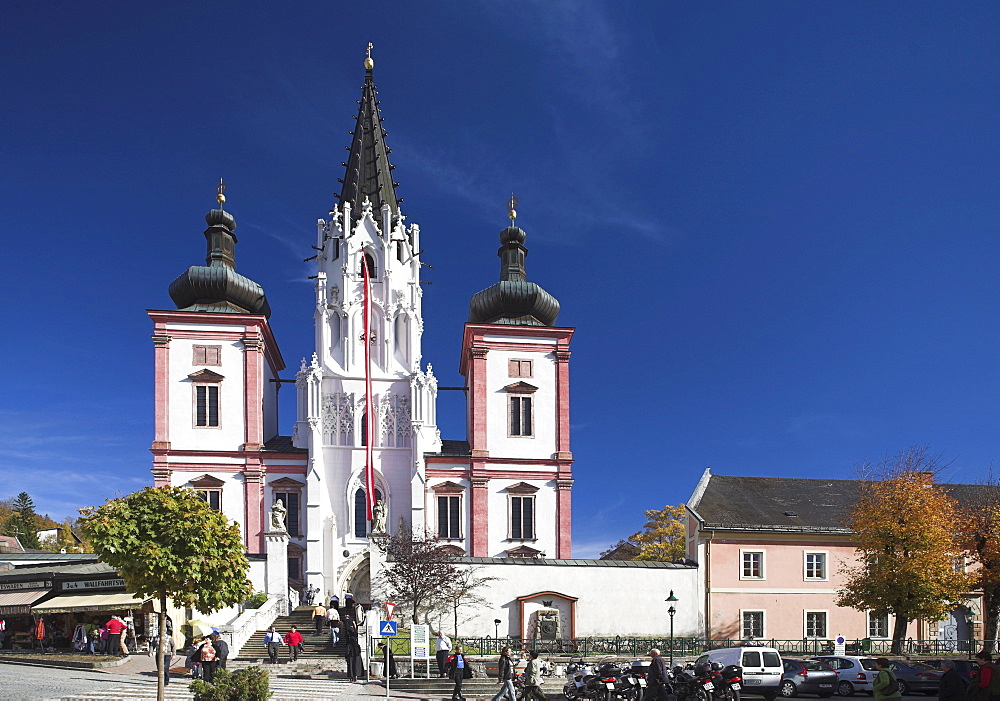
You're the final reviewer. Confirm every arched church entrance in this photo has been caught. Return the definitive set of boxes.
[340,552,372,603]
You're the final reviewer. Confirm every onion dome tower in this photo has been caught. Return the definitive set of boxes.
[468,197,560,326]
[168,181,272,317]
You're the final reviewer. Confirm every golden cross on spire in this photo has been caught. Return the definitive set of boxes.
[507,193,518,222]
[216,177,227,206]
[365,42,374,70]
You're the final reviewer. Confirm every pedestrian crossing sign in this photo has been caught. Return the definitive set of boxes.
[380,621,398,636]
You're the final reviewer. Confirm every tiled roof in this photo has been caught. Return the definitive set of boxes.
[447,556,694,568]
[427,439,471,457]
[262,435,307,454]
[0,561,116,580]
[689,471,1000,533]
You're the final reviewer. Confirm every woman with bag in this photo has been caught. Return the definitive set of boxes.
[873,658,902,701]
[446,644,472,701]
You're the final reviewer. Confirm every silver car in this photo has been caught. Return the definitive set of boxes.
[808,656,879,697]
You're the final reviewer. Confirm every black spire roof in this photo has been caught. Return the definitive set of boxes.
[468,223,560,326]
[336,55,400,220]
[168,205,271,318]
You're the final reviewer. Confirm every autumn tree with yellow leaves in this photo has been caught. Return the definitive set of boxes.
[601,505,686,562]
[837,447,972,654]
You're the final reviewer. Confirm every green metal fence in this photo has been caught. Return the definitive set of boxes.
[378,634,984,659]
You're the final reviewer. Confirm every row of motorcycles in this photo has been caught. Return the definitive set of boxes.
[562,660,743,701]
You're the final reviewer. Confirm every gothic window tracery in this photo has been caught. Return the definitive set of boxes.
[321,392,355,446]
[380,394,411,447]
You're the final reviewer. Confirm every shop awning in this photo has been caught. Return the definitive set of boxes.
[0,589,50,615]
[32,592,150,614]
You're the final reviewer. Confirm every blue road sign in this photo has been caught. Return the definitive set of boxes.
[380,621,398,636]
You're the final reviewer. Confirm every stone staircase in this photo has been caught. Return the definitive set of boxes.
[232,606,347,676]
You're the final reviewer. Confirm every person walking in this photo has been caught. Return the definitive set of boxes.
[492,646,517,701]
[264,626,283,664]
[973,652,999,701]
[0,617,5,650]
[436,630,453,678]
[328,604,341,647]
[286,625,304,662]
[197,635,219,683]
[149,631,176,685]
[345,635,363,681]
[210,632,229,670]
[647,648,670,701]
[447,645,472,701]
[523,650,548,701]
[938,660,966,701]
[872,658,902,701]
[312,602,327,635]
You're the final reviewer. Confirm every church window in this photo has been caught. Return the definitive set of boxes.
[197,490,221,511]
[195,385,220,427]
[508,359,532,378]
[360,252,376,279]
[274,492,300,537]
[361,412,369,446]
[287,556,300,581]
[193,345,222,366]
[396,240,404,263]
[509,396,533,437]
[354,488,384,538]
[509,495,535,540]
[437,495,462,539]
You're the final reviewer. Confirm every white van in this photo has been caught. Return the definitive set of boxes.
[697,647,783,699]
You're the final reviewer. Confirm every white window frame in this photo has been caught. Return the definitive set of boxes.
[437,494,463,540]
[196,489,221,511]
[508,494,536,540]
[740,609,765,639]
[193,383,221,428]
[804,551,829,581]
[740,549,765,580]
[868,611,890,639]
[273,490,302,537]
[508,394,534,438]
[804,609,828,638]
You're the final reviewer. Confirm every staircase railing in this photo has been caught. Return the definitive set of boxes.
[218,595,283,658]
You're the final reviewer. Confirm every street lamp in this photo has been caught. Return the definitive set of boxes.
[494,618,502,641]
[666,590,679,668]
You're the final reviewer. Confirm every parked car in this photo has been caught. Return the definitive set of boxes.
[918,659,980,681]
[809,656,878,697]
[699,647,784,699]
[888,661,942,696]
[781,659,839,698]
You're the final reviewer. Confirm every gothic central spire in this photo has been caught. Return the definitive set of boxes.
[336,45,400,220]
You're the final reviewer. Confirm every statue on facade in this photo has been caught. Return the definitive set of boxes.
[372,500,387,533]
[270,499,287,532]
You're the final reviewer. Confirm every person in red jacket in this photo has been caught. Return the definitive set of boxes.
[105,616,127,657]
[285,626,304,662]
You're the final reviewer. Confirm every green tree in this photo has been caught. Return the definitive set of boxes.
[439,565,500,636]
[836,447,973,654]
[79,487,252,701]
[631,504,686,561]
[4,492,41,549]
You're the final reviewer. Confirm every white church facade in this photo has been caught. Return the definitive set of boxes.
[147,53,698,638]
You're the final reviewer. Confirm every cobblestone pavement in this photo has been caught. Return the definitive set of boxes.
[0,659,395,701]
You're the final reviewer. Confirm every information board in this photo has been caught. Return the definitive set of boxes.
[410,623,431,678]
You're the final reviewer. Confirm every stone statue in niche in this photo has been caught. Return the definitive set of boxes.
[372,500,387,533]
[270,499,287,532]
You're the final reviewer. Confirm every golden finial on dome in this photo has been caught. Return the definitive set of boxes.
[364,42,374,70]
[507,193,518,223]
[216,177,227,206]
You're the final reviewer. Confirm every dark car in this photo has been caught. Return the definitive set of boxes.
[919,659,980,682]
[781,659,839,698]
[888,661,943,695]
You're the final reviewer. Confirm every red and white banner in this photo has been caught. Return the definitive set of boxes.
[362,253,376,522]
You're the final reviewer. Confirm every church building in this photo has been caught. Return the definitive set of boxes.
[147,53,574,603]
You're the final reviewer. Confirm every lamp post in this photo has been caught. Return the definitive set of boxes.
[494,618,502,641]
[666,590,679,668]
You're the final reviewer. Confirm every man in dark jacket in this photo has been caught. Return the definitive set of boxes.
[210,633,229,670]
[491,646,516,701]
[648,648,671,701]
[939,660,966,701]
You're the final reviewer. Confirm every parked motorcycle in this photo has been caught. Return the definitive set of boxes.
[671,664,712,701]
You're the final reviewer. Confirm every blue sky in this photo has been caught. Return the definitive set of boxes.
[2,2,999,557]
